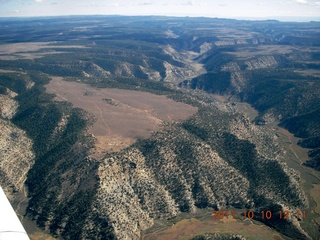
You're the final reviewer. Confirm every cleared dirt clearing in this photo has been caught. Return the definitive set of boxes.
[45,77,197,155]
[0,42,88,60]
[142,217,287,240]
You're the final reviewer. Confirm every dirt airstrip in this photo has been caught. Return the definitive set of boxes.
[45,77,197,156]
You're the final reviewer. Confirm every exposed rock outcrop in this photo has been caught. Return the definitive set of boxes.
[0,119,34,199]
[245,56,278,70]
[162,45,206,83]
[0,89,18,119]
[222,62,247,92]
[0,88,34,199]
[94,123,251,239]
[139,66,162,81]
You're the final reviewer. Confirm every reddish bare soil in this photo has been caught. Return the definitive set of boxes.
[143,218,287,240]
[45,77,197,156]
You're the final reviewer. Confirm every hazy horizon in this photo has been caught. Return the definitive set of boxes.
[0,14,319,23]
[0,0,319,22]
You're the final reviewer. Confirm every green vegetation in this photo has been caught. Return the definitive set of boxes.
[280,109,320,139]
[73,76,175,95]
[197,47,235,72]
[102,98,117,106]
[0,73,29,94]
[280,109,320,170]
[135,104,303,218]
[183,32,320,173]
[0,15,318,239]
[0,70,111,238]
[254,204,308,239]
[304,152,320,170]
[184,72,231,94]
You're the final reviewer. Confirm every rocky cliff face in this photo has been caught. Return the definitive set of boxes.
[229,115,307,207]
[88,100,307,239]
[94,124,250,239]
[0,119,34,199]
[245,56,278,70]
[221,62,247,92]
[95,148,174,239]
[162,46,206,83]
[0,89,34,200]
[0,16,317,240]
[0,89,18,119]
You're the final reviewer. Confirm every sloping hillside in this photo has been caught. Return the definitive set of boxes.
[0,16,319,239]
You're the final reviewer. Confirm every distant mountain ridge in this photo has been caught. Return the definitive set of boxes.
[0,16,319,239]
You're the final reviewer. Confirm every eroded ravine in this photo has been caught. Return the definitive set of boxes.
[233,99,320,239]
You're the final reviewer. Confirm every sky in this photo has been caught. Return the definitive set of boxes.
[0,0,320,21]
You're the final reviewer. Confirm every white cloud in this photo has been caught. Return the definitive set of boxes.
[35,0,43,3]
[137,1,154,5]
[259,1,268,6]
[183,1,195,5]
[280,1,292,5]
[295,0,308,4]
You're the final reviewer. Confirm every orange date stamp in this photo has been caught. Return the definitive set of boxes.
[212,209,306,220]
